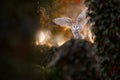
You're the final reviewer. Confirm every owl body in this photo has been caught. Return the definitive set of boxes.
[71,23,83,39]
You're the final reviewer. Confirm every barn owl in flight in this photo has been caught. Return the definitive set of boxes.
[53,8,88,39]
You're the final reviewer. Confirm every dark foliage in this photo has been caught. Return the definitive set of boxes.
[85,0,120,79]
[29,45,63,80]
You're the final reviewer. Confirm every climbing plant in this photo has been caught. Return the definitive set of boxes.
[85,0,120,79]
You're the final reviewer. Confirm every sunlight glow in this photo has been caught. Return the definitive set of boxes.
[35,30,69,47]
[36,30,52,47]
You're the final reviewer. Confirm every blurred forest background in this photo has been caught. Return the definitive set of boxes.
[0,0,120,80]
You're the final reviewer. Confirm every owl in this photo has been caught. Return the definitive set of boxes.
[53,8,88,39]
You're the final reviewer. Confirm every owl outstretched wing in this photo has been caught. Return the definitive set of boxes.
[53,17,72,27]
[76,8,88,30]
[76,8,88,24]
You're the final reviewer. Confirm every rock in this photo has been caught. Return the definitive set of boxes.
[48,39,101,80]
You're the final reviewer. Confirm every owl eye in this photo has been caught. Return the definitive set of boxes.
[75,26,78,28]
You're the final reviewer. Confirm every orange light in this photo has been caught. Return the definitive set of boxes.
[36,30,52,47]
